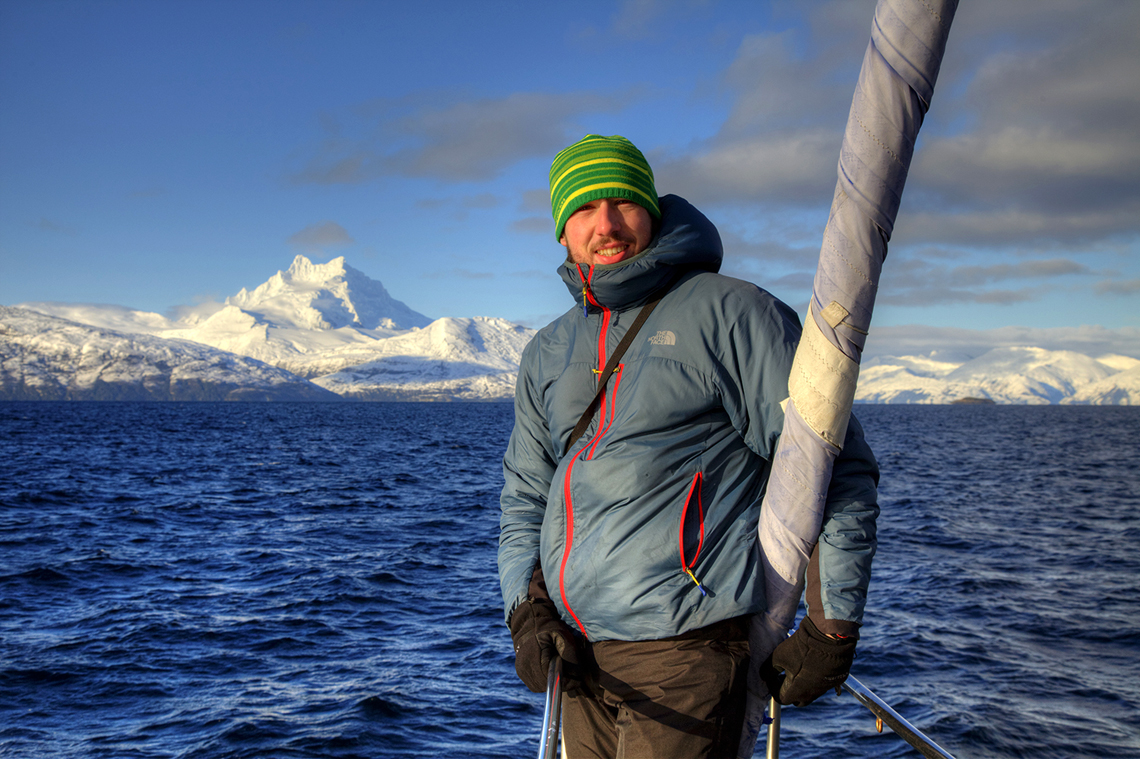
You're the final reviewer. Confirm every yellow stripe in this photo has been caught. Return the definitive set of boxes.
[550,156,653,197]
[555,182,657,222]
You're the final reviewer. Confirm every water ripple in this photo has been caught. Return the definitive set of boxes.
[0,402,1137,758]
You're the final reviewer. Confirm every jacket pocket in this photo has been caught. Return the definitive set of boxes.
[679,471,708,595]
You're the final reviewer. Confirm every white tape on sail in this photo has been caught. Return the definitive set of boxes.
[787,301,860,449]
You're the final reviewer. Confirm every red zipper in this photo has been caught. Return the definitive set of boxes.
[559,265,615,637]
[680,472,708,596]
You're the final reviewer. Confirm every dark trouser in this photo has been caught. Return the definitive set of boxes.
[562,616,750,759]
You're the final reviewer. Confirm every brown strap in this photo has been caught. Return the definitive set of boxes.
[563,275,680,457]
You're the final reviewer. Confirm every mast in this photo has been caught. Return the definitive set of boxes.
[738,1,959,755]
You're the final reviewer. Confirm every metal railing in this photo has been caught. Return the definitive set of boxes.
[540,661,956,759]
[764,677,957,759]
[841,676,957,759]
[538,658,563,759]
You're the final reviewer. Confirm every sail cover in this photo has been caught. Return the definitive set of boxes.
[738,1,959,755]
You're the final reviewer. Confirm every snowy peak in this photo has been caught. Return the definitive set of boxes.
[226,255,430,331]
[284,254,351,284]
[5,256,535,401]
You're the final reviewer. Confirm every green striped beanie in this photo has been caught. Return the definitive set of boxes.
[549,134,660,241]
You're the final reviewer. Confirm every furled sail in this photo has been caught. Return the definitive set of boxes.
[738,1,958,755]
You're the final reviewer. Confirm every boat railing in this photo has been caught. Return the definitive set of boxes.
[538,657,563,759]
[764,676,958,759]
[542,660,956,759]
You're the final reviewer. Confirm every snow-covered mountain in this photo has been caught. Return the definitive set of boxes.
[10,255,1138,403]
[856,347,1140,405]
[225,255,431,332]
[14,256,532,401]
[0,306,339,401]
[313,317,530,401]
[1063,363,1140,405]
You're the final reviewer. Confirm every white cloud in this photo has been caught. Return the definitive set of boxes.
[1095,279,1140,296]
[655,131,839,207]
[872,254,1095,307]
[288,221,354,250]
[512,216,552,236]
[899,2,1140,247]
[864,324,1140,362]
[651,1,1140,316]
[654,2,1140,254]
[290,91,632,185]
[892,203,1140,248]
[166,299,225,323]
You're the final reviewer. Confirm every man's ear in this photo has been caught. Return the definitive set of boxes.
[558,233,568,247]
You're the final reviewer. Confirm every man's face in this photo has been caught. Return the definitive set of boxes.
[559,198,654,266]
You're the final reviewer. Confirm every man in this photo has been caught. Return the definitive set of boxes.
[498,134,879,758]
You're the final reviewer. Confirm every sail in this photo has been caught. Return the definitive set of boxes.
[738,1,959,755]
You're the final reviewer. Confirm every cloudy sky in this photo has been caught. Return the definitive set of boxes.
[2,0,1137,359]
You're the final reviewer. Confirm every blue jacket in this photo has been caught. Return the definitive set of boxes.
[499,195,878,642]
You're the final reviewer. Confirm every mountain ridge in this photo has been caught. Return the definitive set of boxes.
[10,256,531,402]
[856,346,1140,404]
[8,256,1139,403]
[0,306,340,401]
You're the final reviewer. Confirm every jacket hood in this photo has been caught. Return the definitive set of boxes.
[558,194,723,311]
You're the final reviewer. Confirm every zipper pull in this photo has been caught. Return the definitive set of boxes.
[683,567,708,596]
[576,263,593,318]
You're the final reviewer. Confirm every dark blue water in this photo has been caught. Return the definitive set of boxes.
[1,403,1137,759]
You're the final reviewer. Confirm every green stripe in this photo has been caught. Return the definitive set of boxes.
[550,157,653,199]
[554,182,659,223]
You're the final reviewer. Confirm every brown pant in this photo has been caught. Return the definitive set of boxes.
[562,616,750,759]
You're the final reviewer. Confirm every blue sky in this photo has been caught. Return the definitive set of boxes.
[2,0,1138,359]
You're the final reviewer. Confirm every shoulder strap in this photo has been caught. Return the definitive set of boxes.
[562,272,682,457]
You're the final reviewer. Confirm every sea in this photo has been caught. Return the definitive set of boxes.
[1,402,1137,759]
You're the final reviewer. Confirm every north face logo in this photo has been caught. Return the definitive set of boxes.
[648,330,676,346]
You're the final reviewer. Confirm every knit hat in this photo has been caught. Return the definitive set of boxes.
[549,134,661,241]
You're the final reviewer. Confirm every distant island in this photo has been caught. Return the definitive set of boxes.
[951,397,996,405]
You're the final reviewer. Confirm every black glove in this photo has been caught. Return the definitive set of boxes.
[508,594,579,693]
[760,616,857,707]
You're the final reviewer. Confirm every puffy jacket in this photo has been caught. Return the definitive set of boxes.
[499,195,878,642]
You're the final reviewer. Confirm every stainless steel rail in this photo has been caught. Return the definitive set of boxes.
[765,698,781,759]
[842,675,957,759]
[762,677,956,759]
[537,664,954,759]
[538,658,563,759]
